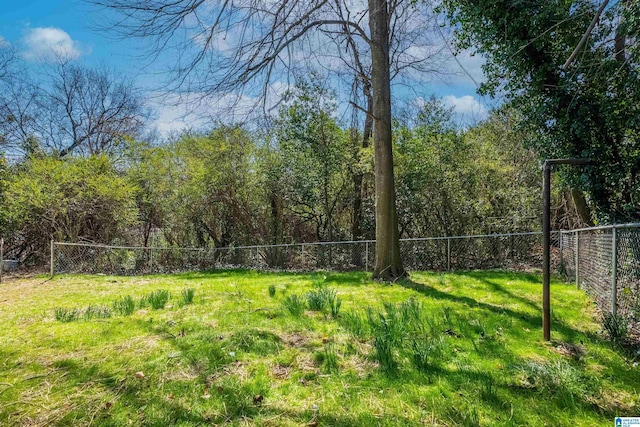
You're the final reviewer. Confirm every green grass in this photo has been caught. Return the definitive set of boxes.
[0,270,638,426]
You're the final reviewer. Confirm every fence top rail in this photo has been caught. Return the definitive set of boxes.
[561,222,640,234]
[54,242,210,251]
[54,230,550,252]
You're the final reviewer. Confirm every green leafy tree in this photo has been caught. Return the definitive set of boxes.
[395,100,541,237]
[442,0,640,222]
[167,127,262,248]
[275,79,352,243]
[4,155,138,262]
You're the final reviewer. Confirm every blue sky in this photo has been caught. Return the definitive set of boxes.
[0,0,492,134]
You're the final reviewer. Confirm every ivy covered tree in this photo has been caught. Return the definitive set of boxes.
[442,0,640,223]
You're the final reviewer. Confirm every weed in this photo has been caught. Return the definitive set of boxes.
[411,336,448,374]
[453,405,481,427]
[602,312,628,344]
[340,311,368,338]
[142,290,170,310]
[369,303,404,345]
[514,359,597,402]
[282,294,306,316]
[228,329,281,355]
[328,293,342,318]
[181,288,195,305]
[411,338,431,373]
[306,287,335,312]
[53,307,81,322]
[480,373,499,403]
[400,298,424,332]
[83,305,112,320]
[373,330,397,374]
[322,345,339,373]
[112,295,136,316]
[268,284,276,298]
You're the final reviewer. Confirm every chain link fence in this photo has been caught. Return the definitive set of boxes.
[52,231,554,276]
[559,223,640,325]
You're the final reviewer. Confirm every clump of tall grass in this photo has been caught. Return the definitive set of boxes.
[602,312,629,345]
[268,284,276,298]
[340,311,368,338]
[83,305,112,320]
[112,295,136,316]
[328,292,342,318]
[181,288,195,305]
[140,290,170,310]
[305,285,341,317]
[282,294,306,316]
[514,359,597,401]
[54,307,81,322]
[314,345,339,373]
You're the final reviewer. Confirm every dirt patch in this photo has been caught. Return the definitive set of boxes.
[589,389,637,413]
[551,341,587,360]
[343,355,376,379]
[281,332,308,348]
[271,364,292,380]
[162,366,199,382]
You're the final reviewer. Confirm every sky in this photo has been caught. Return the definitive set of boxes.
[0,0,493,135]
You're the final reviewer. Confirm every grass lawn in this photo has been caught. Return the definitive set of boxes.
[0,270,637,426]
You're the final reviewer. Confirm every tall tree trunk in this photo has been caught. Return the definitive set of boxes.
[351,82,373,267]
[369,0,406,280]
[570,187,594,226]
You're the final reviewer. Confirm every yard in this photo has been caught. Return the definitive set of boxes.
[0,270,637,426]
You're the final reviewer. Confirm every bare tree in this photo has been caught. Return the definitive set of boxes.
[1,53,149,158]
[90,0,444,279]
[40,60,149,157]
[0,44,44,156]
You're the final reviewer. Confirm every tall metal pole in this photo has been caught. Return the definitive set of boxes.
[542,162,551,341]
[611,226,618,316]
[365,241,369,272]
[575,231,580,288]
[541,158,591,342]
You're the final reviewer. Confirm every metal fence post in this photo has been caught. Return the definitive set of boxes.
[559,232,564,272]
[611,226,618,316]
[50,239,55,279]
[575,230,579,288]
[447,238,451,271]
[0,238,3,285]
[365,241,369,272]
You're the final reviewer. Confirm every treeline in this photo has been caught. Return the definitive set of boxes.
[0,83,553,264]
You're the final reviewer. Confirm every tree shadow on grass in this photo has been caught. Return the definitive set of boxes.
[397,277,599,344]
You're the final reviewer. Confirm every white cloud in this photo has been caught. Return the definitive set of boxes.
[21,27,82,62]
[152,82,291,135]
[442,94,488,119]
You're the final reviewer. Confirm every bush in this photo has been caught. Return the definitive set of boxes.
[113,295,136,315]
[268,284,276,298]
